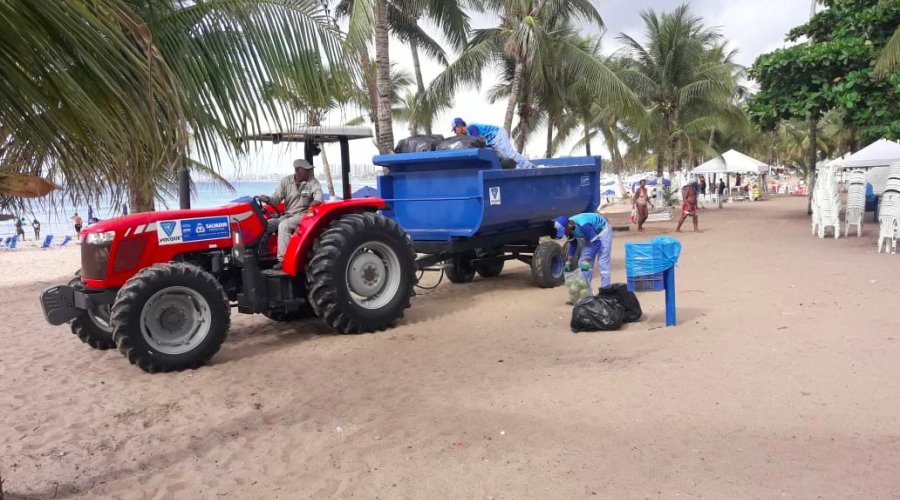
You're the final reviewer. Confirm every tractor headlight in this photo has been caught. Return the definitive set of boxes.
[86,230,116,245]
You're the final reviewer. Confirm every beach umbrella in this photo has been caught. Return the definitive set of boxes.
[352,186,379,198]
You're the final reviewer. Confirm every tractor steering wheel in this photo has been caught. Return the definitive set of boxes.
[253,196,280,218]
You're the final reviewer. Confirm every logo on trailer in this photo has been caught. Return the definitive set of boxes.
[581,175,590,187]
[160,221,177,236]
[489,187,502,205]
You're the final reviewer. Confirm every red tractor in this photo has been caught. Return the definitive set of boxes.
[40,127,417,373]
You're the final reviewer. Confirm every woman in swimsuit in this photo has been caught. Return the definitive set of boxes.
[633,179,652,231]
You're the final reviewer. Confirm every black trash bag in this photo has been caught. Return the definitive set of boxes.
[436,135,486,151]
[395,134,444,153]
[499,157,517,169]
[597,283,643,323]
[570,296,623,333]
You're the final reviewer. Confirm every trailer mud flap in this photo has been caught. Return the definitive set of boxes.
[40,285,78,325]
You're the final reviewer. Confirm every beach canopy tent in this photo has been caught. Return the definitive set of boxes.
[692,149,768,175]
[833,139,900,195]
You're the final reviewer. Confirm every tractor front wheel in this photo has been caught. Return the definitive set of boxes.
[110,263,230,373]
[306,212,416,333]
[68,276,116,350]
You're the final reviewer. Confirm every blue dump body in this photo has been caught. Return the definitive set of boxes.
[374,148,600,242]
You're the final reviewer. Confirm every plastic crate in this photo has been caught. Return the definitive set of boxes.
[627,272,665,292]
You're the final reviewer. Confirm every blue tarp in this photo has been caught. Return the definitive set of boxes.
[625,236,682,277]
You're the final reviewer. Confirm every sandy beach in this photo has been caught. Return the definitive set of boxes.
[2,196,899,499]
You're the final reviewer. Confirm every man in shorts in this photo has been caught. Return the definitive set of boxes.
[72,212,83,238]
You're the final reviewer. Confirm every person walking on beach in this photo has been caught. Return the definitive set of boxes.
[32,218,40,240]
[258,159,323,270]
[676,183,699,232]
[15,217,25,240]
[72,213,83,238]
[633,179,653,232]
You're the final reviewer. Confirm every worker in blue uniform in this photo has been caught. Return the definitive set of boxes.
[554,213,613,287]
[452,117,534,168]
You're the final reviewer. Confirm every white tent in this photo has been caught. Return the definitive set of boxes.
[692,149,768,174]
[835,139,900,195]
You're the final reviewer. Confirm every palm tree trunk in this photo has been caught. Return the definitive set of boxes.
[128,179,155,213]
[545,119,554,158]
[583,123,592,156]
[409,36,431,135]
[655,123,667,178]
[374,1,394,153]
[320,149,336,197]
[503,58,526,133]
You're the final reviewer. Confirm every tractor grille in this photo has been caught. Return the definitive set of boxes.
[113,236,147,274]
[81,242,109,280]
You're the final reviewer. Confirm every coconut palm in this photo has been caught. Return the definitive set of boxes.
[340,0,469,152]
[875,26,900,76]
[617,4,737,178]
[1,0,345,211]
[430,0,640,136]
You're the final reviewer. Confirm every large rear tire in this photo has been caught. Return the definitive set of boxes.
[110,263,230,373]
[445,252,477,283]
[532,240,565,288]
[306,212,416,333]
[68,276,116,350]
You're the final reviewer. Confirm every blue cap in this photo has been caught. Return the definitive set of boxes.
[554,216,569,238]
[451,117,466,131]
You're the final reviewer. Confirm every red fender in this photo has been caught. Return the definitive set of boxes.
[282,198,387,276]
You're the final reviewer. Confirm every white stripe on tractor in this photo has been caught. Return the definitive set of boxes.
[234,211,254,221]
[146,223,156,232]
[134,224,145,234]
[124,227,132,237]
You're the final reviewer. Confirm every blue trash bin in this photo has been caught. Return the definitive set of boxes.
[625,237,682,326]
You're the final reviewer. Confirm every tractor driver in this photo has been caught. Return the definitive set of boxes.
[259,159,324,270]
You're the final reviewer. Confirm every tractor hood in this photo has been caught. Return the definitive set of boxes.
[80,202,257,239]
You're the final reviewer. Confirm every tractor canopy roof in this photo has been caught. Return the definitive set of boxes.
[243,126,372,143]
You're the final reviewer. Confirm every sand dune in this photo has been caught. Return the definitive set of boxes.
[2,197,899,499]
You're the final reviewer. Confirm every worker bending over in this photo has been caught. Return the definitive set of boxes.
[555,213,613,287]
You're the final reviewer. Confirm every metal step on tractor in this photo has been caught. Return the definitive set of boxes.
[40,127,601,373]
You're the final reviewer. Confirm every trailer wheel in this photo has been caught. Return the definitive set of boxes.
[68,276,116,350]
[110,263,230,373]
[307,212,416,333]
[531,241,565,288]
[445,252,477,283]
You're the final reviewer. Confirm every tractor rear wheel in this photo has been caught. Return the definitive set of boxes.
[445,252,477,283]
[532,240,565,288]
[110,263,230,373]
[68,276,116,350]
[306,212,416,333]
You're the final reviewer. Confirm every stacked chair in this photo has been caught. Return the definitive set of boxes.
[877,162,900,254]
[844,170,867,237]
[812,166,841,239]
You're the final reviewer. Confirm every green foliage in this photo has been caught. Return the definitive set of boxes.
[749,0,900,141]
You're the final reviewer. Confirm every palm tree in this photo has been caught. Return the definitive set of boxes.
[1,0,345,211]
[430,0,640,136]
[340,0,469,152]
[875,26,900,76]
[617,4,737,178]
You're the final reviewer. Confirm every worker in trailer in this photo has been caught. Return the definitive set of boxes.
[554,212,613,287]
[451,117,534,169]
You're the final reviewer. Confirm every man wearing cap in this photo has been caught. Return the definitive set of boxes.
[259,159,324,269]
[451,118,534,168]
[554,212,613,287]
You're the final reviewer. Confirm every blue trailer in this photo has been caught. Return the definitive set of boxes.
[374,148,601,287]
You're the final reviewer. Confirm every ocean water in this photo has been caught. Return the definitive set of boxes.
[1,177,376,240]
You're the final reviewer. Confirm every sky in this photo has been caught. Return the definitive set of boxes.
[227,0,814,179]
